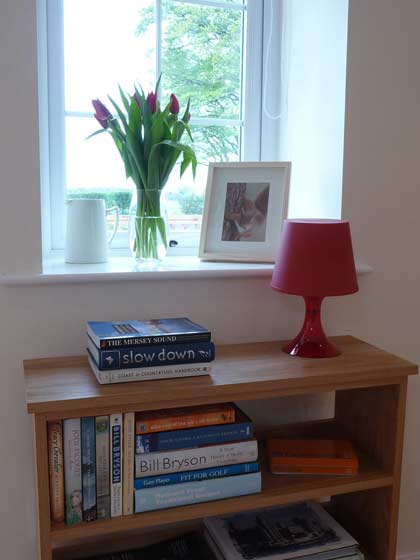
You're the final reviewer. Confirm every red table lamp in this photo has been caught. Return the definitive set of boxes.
[271,219,358,358]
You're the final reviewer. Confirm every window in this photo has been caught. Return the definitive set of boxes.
[43,0,268,256]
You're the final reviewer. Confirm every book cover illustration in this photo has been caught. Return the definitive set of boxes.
[205,501,358,560]
[88,338,215,370]
[134,462,260,490]
[110,413,123,517]
[48,421,65,523]
[136,403,235,435]
[135,471,261,513]
[81,417,97,522]
[135,408,252,453]
[135,439,258,478]
[95,416,110,520]
[123,412,135,515]
[63,418,82,525]
[87,317,211,349]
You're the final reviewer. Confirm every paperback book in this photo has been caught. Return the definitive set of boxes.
[95,416,110,520]
[81,417,96,522]
[134,471,261,513]
[123,412,135,515]
[134,462,260,490]
[88,353,211,384]
[63,418,82,525]
[136,403,235,434]
[88,337,215,370]
[135,439,258,478]
[110,413,123,517]
[135,408,253,454]
[48,421,64,524]
[87,318,211,349]
[204,501,359,560]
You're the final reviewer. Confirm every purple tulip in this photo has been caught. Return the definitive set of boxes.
[147,91,157,113]
[92,99,111,129]
[169,93,180,115]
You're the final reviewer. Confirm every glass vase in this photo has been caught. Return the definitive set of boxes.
[128,189,169,262]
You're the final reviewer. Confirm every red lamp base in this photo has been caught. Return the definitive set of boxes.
[283,296,340,358]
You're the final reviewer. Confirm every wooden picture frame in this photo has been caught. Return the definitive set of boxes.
[199,162,291,263]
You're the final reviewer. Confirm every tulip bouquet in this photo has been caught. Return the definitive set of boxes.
[91,80,197,261]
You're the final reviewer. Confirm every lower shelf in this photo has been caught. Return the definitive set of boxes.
[50,462,394,545]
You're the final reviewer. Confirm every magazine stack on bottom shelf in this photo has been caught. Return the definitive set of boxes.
[48,402,261,524]
[86,317,215,384]
[204,501,364,560]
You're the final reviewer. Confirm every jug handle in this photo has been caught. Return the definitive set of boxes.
[106,206,120,246]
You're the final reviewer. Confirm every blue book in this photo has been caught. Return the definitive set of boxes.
[88,337,215,371]
[135,408,253,453]
[81,417,96,521]
[134,461,260,490]
[134,471,261,513]
[87,318,211,350]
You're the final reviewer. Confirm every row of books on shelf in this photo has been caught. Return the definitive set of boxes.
[81,501,363,560]
[48,402,261,524]
[86,317,215,384]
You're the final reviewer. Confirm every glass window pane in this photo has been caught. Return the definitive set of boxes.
[64,0,156,113]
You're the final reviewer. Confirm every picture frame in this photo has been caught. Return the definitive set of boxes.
[199,162,291,263]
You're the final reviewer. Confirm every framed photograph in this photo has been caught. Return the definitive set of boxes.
[199,162,291,262]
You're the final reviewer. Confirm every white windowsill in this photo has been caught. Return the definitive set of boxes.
[0,256,373,286]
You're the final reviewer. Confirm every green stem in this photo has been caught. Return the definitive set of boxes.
[132,188,167,260]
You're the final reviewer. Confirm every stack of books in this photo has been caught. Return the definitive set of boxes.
[47,403,261,525]
[267,439,359,475]
[134,403,261,512]
[86,317,215,384]
[204,501,364,560]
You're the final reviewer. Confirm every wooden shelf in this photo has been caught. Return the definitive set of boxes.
[50,460,393,545]
[24,336,417,417]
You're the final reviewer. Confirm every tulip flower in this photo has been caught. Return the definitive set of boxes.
[169,93,180,115]
[92,99,112,129]
[147,91,157,113]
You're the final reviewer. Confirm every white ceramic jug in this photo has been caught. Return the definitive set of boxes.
[65,199,119,264]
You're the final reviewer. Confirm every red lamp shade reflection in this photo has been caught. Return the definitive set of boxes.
[271,220,358,358]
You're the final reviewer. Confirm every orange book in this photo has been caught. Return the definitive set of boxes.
[268,439,359,475]
[135,403,236,434]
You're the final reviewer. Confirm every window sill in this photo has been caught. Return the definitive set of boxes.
[0,256,373,286]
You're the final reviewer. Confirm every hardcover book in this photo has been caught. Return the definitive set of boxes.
[123,412,135,515]
[81,417,97,522]
[88,353,211,384]
[134,462,260,490]
[268,439,359,475]
[204,501,359,560]
[63,418,82,525]
[48,421,65,523]
[135,471,261,513]
[135,407,253,454]
[110,413,123,517]
[83,532,215,560]
[136,403,235,435]
[135,439,258,478]
[95,416,110,520]
[87,318,211,349]
[88,337,215,370]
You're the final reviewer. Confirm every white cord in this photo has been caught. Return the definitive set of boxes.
[262,0,283,121]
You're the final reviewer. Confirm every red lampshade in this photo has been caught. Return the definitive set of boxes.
[272,220,358,297]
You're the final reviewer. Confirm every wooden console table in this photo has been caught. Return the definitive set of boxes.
[24,336,417,560]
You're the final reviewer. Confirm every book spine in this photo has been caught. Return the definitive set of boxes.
[91,360,211,384]
[110,413,123,517]
[134,461,260,490]
[95,342,215,371]
[81,417,96,522]
[100,332,211,349]
[123,412,135,515]
[135,421,253,453]
[136,405,235,435]
[134,471,261,513]
[48,421,65,523]
[63,418,82,525]
[135,440,259,478]
[95,416,110,520]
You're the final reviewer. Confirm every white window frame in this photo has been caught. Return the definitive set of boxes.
[41,0,280,258]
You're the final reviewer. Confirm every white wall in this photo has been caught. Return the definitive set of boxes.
[1,0,420,559]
